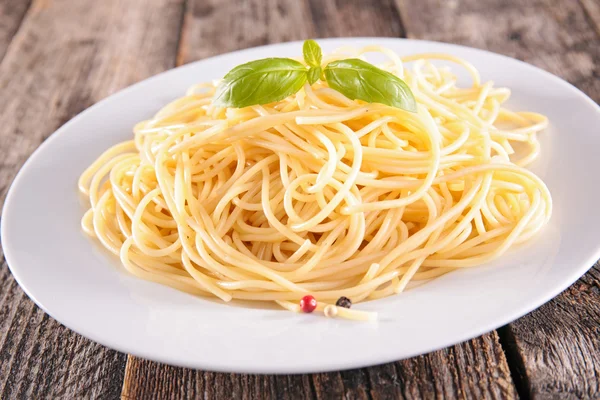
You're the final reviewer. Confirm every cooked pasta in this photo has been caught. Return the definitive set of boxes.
[79,46,551,321]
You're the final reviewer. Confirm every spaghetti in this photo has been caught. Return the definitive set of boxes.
[79,46,552,321]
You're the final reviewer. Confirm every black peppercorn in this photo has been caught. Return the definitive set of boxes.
[335,296,352,309]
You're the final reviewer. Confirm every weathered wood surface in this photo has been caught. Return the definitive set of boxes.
[0,0,598,398]
[0,0,185,398]
[397,0,600,397]
[0,0,31,61]
[122,1,516,398]
[501,264,600,399]
[396,0,600,103]
[176,0,403,64]
[123,333,516,400]
[580,0,600,37]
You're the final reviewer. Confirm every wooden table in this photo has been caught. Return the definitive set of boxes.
[1,0,599,398]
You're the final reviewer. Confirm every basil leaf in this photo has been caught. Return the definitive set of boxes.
[324,59,417,112]
[303,40,322,68]
[307,66,322,85]
[213,58,308,108]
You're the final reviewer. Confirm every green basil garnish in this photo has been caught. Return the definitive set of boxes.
[213,58,308,108]
[303,39,322,68]
[324,59,416,112]
[213,40,416,112]
[307,66,322,85]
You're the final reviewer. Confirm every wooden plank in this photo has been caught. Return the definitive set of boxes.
[580,0,600,36]
[0,0,186,398]
[396,0,600,103]
[305,0,404,40]
[501,264,600,398]
[0,0,31,61]
[123,332,515,400]
[379,333,515,399]
[122,1,517,398]
[176,0,316,64]
[176,0,403,65]
[396,0,600,397]
[122,356,315,399]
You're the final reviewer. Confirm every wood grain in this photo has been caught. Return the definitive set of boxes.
[396,0,600,103]
[0,0,186,398]
[396,0,600,397]
[0,0,31,61]
[305,0,404,40]
[123,332,515,400]
[177,0,314,64]
[122,1,517,398]
[580,0,600,36]
[393,334,515,399]
[176,0,403,65]
[501,264,600,398]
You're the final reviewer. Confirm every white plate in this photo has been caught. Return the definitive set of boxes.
[3,38,600,374]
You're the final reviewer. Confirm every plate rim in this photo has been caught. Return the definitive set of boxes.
[3,37,600,373]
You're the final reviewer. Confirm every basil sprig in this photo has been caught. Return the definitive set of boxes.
[324,59,416,112]
[214,40,416,112]
[307,66,322,85]
[303,40,323,86]
[213,58,308,109]
[303,39,322,67]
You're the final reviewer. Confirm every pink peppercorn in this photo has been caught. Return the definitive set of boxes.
[299,295,317,313]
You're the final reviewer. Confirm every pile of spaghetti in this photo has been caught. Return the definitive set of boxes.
[79,46,552,321]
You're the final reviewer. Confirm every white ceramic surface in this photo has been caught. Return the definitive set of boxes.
[3,38,600,374]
